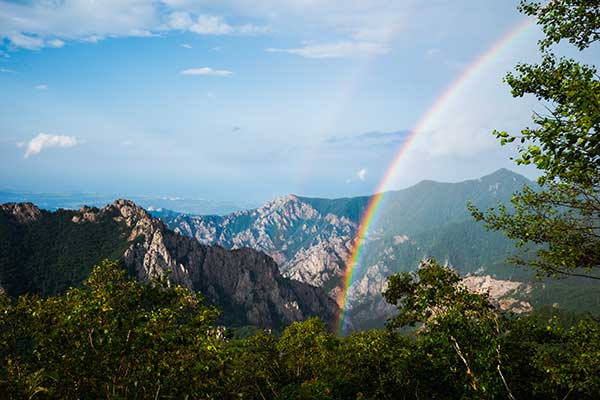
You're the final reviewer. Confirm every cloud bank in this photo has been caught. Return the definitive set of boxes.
[0,1,269,50]
[0,0,408,53]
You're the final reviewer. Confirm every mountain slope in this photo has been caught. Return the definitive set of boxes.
[0,200,338,330]
[154,169,534,328]
[154,194,358,299]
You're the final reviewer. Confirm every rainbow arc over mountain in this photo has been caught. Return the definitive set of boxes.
[335,18,534,335]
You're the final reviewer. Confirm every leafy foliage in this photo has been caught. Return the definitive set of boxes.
[520,0,600,51]
[470,0,600,280]
[1,258,600,398]
[0,260,224,399]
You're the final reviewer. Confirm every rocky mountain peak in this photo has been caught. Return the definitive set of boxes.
[256,194,319,221]
[273,194,300,205]
[0,202,42,223]
[106,199,152,223]
[260,194,301,213]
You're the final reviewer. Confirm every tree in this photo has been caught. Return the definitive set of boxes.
[383,258,516,399]
[469,0,600,280]
[0,260,226,399]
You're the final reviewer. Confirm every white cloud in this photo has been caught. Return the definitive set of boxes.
[82,35,104,43]
[357,168,367,181]
[190,15,233,35]
[0,0,413,52]
[7,33,44,50]
[181,43,192,49]
[167,11,268,35]
[6,34,65,50]
[0,68,14,73]
[0,2,269,50]
[168,11,194,30]
[35,84,48,90]
[18,133,82,158]
[266,41,390,59]
[181,67,232,76]
[236,24,271,35]
[47,39,65,48]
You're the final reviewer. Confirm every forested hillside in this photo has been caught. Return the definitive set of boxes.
[0,201,337,331]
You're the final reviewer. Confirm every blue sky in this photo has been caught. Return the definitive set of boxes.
[0,0,573,202]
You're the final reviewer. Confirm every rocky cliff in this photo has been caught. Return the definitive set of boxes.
[155,169,538,329]
[0,200,338,330]
[156,194,357,302]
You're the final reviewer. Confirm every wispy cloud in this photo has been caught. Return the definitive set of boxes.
[34,84,48,90]
[18,133,82,158]
[357,168,367,181]
[326,130,409,145]
[266,41,390,59]
[6,33,64,51]
[181,67,232,76]
[0,68,14,73]
[7,33,44,50]
[181,43,192,49]
[426,48,441,57]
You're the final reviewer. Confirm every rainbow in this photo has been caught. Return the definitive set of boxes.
[335,18,534,336]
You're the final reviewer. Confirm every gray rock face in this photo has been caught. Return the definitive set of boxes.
[101,200,338,329]
[157,195,357,301]
[461,275,533,314]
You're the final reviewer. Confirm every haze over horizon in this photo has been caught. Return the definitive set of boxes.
[2,0,593,203]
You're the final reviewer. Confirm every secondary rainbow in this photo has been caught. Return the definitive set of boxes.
[336,18,534,335]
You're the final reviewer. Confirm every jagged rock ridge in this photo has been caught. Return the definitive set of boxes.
[0,200,338,330]
[157,194,358,303]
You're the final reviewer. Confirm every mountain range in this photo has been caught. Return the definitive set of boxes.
[3,169,599,332]
[153,169,538,328]
[0,200,337,330]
